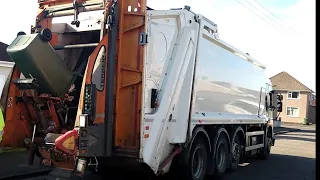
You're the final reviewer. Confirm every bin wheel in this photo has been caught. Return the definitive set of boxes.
[17,31,26,36]
[40,28,52,42]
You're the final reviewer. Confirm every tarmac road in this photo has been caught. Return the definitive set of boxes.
[20,125,316,180]
[221,126,315,180]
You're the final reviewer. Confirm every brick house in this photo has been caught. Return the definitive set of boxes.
[270,71,316,124]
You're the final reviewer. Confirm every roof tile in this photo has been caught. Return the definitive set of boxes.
[270,71,313,92]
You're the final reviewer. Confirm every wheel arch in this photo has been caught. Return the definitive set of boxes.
[207,126,231,176]
[188,126,212,153]
[180,126,212,165]
[212,127,231,156]
[230,126,245,150]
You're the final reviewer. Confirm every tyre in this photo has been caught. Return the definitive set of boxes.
[40,28,52,42]
[229,133,241,171]
[258,129,272,160]
[177,137,208,180]
[214,132,229,177]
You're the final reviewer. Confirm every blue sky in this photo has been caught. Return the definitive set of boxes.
[0,0,315,91]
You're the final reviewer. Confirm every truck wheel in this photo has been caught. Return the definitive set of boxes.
[229,133,241,170]
[258,129,272,160]
[183,137,208,180]
[258,136,272,160]
[214,133,229,177]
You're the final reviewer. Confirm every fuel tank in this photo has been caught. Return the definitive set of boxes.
[6,33,75,97]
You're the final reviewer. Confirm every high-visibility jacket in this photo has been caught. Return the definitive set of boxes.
[0,108,4,142]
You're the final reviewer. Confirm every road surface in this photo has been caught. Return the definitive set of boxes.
[21,125,315,180]
[221,125,315,180]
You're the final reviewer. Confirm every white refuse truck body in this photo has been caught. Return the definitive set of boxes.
[137,8,282,179]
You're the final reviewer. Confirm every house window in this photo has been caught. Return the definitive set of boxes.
[288,91,300,99]
[286,107,299,117]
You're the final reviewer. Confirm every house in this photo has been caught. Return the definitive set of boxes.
[270,71,316,124]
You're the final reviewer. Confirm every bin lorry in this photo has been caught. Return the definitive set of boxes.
[1,0,283,179]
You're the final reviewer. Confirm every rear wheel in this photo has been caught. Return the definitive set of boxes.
[258,136,272,160]
[214,133,230,177]
[258,128,272,160]
[176,137,208,180]
[230,133,241,170]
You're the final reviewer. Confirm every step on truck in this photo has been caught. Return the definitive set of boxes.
[2,0,283,179]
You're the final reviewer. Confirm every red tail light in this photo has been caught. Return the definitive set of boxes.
[55,129,79,155]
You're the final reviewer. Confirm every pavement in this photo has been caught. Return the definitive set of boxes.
[0,123,315,180]
[274,122,315,134]
[273,123,301,135]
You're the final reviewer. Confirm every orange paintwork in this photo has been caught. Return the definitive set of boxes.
[113,0,146,150]
[47,100,61,130]
[38,0,99,9]
[74,35,110,126]
[0,67,32,148]
[75,0,146,151]
[39,147,75,170]
[2,0,146,167]
[50,32,59,46]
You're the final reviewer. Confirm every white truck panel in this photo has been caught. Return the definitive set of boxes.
[191,24,270,125]
[143,12,180,114]
[142,9,198,173]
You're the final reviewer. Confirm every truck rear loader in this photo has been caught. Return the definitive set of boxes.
[1,0,283,179]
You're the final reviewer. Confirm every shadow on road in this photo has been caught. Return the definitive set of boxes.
[86,152,315,180]
[219,153,315,180]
